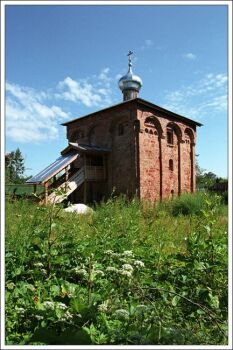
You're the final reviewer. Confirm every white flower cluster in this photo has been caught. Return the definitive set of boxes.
[97,300,109,313]
[133,260,145,268]
[57,302,68,310]
[15,307,25,315]
[119,270,132,278]
[72,267,88,277]
[60,310,73,322]
[122,250,134,257]
[122,264,134,271]
[43,301,55,310]
[106,266,119,273]
[104,250,114,255]
[42,301,68,311]
[35,315,43,321]
[34,262,44,267]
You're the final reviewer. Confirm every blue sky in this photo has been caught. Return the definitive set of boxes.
[5,3,228,178]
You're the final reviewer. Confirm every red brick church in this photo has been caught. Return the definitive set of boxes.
[27,51,202,204]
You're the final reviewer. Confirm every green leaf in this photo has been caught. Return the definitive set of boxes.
[208,293,219,309]
[171,295,180,307]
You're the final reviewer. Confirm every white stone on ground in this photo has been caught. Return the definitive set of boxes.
[64,203,93,214]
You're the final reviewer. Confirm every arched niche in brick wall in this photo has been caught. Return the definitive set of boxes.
[143,115,163,200]
[166,121,182,195]
[184,127,195,144]
[184,127,195,192]
[166,122,183,143]
[144,116,164,138]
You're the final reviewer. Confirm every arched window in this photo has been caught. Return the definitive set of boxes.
[169,159,174,171]
[167,128,173,145]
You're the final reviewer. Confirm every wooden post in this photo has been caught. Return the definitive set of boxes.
[33,184,37,195]
[84,154,87,204]
[65,166,69,192]
[44,182,48,205]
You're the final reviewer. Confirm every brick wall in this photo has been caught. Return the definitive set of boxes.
[64,100,197,203]
[66,104,137,199]
[137,106,196,201]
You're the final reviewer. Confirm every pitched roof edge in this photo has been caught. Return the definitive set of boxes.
[61,97,203,127]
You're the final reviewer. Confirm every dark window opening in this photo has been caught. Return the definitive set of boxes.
[169,159,174,171]
[167,129,173,145]
[86,156,103,166]
[118,123,124,136]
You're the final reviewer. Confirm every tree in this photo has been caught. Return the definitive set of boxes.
[5,148,26,184]
[196,158,226,191]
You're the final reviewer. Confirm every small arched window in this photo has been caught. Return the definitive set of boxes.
[169,159,174,171]
[167,128,173,145]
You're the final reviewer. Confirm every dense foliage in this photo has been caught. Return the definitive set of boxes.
[5,193,228,345]
[5,148,26,184]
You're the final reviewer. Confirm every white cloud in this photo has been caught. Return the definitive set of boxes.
[183,53,197,60]
[57,77,102,107]
[6,82,70,143]
[162,73,228,120]
[56,67,113,107]
[6,67,115,143]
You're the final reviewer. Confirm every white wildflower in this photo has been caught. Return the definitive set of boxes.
[133,260,145,268]
[15,307,25,314]
[106,266,119,273]
[34,262,44,267]
[73,268,88,277]
[57,302,68,310]
[114,309,129,320]
[64,311,73,320]
[120,270,132,278]
[104,250,114,255]
[43,301,55,310]
[60,311,73,321]
[35,315,43,320]
[41,269,47,275]
[98,300,109,313]
[122,250,134,257]
[122,264,134,271]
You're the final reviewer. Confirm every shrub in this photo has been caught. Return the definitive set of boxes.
[170,193,206,216]
[221,190,228,205]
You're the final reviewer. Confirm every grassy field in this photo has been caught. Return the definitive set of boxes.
[5,193,228,345]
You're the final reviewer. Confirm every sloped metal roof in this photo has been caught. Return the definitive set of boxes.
[26,151,79,184]
[69,143,111,153]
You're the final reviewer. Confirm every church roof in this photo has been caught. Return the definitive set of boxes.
[61,97,203,127]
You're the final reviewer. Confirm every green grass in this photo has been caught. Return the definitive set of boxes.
[5,193,228,345]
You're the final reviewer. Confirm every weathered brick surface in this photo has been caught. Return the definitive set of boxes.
[65,99,197,202]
